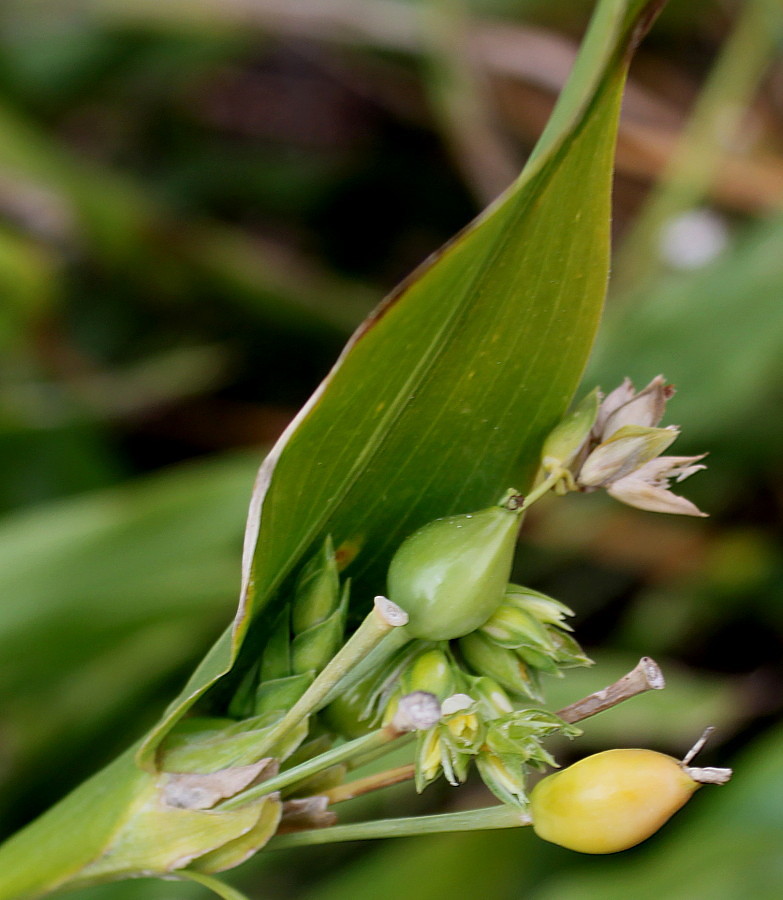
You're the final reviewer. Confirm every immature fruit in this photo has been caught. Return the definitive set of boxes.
[530,749,700,854]
[322,677,376,740]
[402,648,455,698]
[387,494,523,640]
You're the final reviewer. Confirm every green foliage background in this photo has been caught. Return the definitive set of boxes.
[0,0,782,897]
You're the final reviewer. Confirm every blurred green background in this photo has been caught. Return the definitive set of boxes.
[1,0,782,897]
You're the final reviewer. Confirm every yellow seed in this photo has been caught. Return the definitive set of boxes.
[530,749,700,854]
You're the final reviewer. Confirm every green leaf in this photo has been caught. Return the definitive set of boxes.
[0,747,146,900]
[139,0,665,764]
[0,743,277,899]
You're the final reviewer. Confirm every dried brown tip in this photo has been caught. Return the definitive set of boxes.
[556,656,665,725]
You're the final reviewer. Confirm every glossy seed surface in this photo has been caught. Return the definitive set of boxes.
[530,748,699,854]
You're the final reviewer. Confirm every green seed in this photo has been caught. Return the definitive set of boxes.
[387,493,524,640]
[402,648,455,698]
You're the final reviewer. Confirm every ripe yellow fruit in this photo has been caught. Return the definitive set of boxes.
[530,749,700,854]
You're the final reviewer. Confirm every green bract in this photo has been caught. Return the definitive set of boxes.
[387,493,524,640]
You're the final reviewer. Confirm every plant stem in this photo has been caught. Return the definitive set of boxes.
[323,657,668,805]
[555,656,665,724]
[269,804,530,849]
[255,597,408,757]
[263,657,669,842]
[222,724,407,809]
[519,472,562,510]
[176,871,252,900]
[323,764,417,805]
[318,623,413,709]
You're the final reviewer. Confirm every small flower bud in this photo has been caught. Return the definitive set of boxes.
[322,677,377,740]
[546,629,593,668]
[515,644,560,675]
[479,604,553,650]
[292,535,340,633]
[402,648,456,699]
[291,599,347,675]
[477,752,529,808]
[503,586,574,630]
[459,631,541,700]
[469,677,514,718]
[541,389,600,474]
[591,376,668,435]
[596,375,671,436]
[441,693,474,716]
[260,610,292,682]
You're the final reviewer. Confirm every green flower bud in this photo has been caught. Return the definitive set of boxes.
[321,678,378,740]
[503,585,575,630]
[468,676,515,718]
[476,751,529,808]
[401,648,455,699]
[255,673,314,717]
[459,631,542,700]
[260,609,292,682]
[387,492,524,640]
[547,629,593,668]
[383,647,458,728]
[485,708,577,762]
[479,605,553,650]
[515,645,561,675]
[292,535,340,633]
[291,598,347,676]
[541,388,599,473]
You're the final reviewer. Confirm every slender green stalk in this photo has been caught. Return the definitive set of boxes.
[324,764,417,805]
[176,871,251,900]
[269,804,530,848]
[345,731,415,772]
[253,598,408,757]
[318,626,412,709]
[519,472,562,510]
[222,724,405,809]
